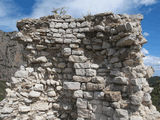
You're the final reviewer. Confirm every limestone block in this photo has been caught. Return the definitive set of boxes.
[102,106,114,116]
[62,23,69,29]
[86,69,96,77]
[55,23,63,28]
[1,107,13,114]
[83,92,93,99]
[113,109,128,119]
[18,105,30,112]
[34,84,44,91]
[113,77,128,85]
[75,69,86,76]
[31,101,49,111]
[58,63,66,68]
[77,33,85,38]
[104,91,121,102]
[36,56,48,63]
[63,48,71,56]
[91,76,105,83]
[69,55,87,63]
[74,63,90,69]
[63,82,80,90]
[116,35,136,47]
[130,95,142,105]
[73,90,83,98]
[87,83,105,91]
[15,70,28,78]
[94,25,105,31]
[48,90,56,97]
[76,98,87,109]
[72,50,84,55]
[29,91,41,98]
[77,108,89,118]
[94,92,105,99]
[73,76,92,82]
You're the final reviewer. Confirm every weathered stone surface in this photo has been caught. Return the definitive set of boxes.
[69,55,87,62]
[31,101,49,111]
[113,77,128,85]
[63,82,80,90]
[29,91,41,98]
[73,76,91,82]
[0,12,159,120]
[76,98,87,108]
[18,105,30,112]
[116,35,136,47]
[0,31,24,82]
[104,91,121,102]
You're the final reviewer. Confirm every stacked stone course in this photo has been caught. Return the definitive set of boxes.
[0,12,160,120]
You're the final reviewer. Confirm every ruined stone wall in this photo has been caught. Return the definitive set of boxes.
[0,13,160,120]
[0,31,24,82]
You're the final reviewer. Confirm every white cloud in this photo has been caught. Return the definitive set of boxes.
[143,32,150,37]
[142,48,160,76]
[139,0,157,6]
[142,48,149,55]
[30,0,157,18]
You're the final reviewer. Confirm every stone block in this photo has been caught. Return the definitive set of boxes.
[63,82,80,90]
[73,76,92,82]
[86,69,96,77]
[104,90,121,102]
[75,69,86,76]
[76,98,87,109]
[69,55,87,63]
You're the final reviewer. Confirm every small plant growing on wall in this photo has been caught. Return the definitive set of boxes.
[52,7,67,15]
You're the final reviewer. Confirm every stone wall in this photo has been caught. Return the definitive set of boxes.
[0,13,160,120]
[0,31,24,82]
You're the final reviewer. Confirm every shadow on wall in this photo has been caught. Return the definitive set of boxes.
[0,31,24,101]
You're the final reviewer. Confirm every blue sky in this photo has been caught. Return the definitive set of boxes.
[0,0,160,76]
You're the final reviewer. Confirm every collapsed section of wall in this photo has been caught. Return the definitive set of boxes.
[0,13,159,120]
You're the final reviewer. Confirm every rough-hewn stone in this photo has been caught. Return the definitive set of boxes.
[0,12,159,120]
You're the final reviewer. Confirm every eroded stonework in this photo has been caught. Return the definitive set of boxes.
[0,31,24,82]
[0,13,160,120]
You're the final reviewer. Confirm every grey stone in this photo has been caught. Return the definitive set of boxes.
[75,69,86,76]
[116,35,136,47]
[76,98,87,108]
[63,82,80,90]
[29,91,41,98]
[34,84,44,91]
[69,55,87,63]
[63,48,71,56]
[83,92,93,99]
[102,106,114,116]
[31,101,49,111]
[73,76,92,82]
[1,107,13,114]
[36,56,48,63]
[113,77,128,85]
[18,105,30,112]
[86,69,96,77]
[73,90,83,98]
[74,63,90,69]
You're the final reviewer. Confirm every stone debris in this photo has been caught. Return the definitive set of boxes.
[0,12,160,120]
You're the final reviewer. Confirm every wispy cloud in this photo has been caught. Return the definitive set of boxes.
[30,0,157,18]
[142,48,160,76]
[143,32,150,37]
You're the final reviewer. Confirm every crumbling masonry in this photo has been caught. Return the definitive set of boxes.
[0,12,160,120]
